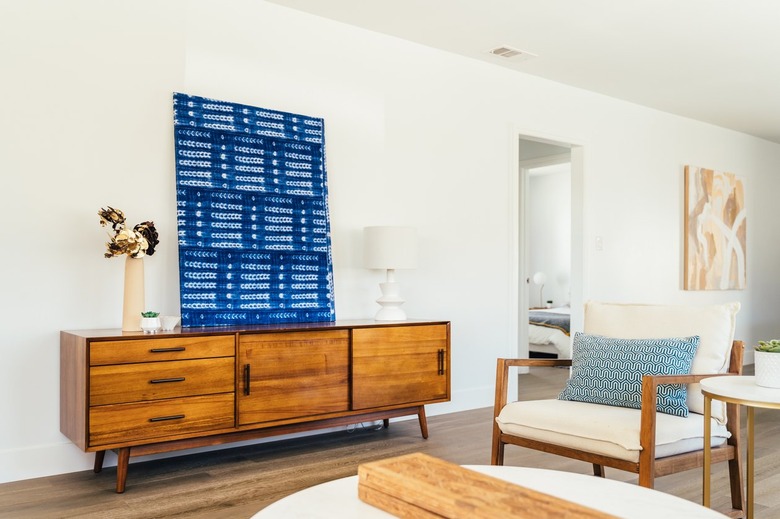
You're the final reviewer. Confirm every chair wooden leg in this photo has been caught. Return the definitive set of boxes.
[93,450,106,473]
[115,447,131,494]
[492,442,505,466]
[638,462,655,488]
[491,425,505,466]
[417,406,429,439]
[728,446,745,513]
[593,464,605,478]
[725,393,745,514]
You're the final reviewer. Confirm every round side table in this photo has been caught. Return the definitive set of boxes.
[701,375,780,519]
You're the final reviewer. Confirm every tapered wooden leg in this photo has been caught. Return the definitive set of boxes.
[417,406,429,439]
[93,451,106,473]
[491,433,505,466]
[115,447,131,494]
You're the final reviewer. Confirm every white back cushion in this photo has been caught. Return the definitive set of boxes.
[583,301,740,422]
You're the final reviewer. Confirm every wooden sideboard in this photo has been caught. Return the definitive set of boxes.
[60,320,450,492]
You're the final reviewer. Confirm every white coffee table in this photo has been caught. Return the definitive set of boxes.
[254,464,725,518]
[702,375,780,519]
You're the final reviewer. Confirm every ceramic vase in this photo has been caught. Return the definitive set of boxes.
[754,350,780,388]
[122,256,145,332]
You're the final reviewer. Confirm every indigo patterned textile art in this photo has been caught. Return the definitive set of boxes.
[172,93,335,327]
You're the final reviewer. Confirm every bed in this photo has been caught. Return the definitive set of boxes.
[528,306,571,358]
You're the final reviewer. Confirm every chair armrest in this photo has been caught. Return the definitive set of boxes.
[493,358,572,420]
[498,358,573,369]
[642,372,738,386]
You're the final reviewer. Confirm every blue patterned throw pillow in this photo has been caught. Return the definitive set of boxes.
[558,332,700,417]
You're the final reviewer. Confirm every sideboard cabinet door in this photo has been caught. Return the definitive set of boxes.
[238,330,350,426]
[352,324,449,410]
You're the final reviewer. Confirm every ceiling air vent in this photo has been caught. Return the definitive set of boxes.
[487,45,536,61]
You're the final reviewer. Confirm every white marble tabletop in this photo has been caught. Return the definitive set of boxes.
[701,376,780,408]
[253,464,726,518]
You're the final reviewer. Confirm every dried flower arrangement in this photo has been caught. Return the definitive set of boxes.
[98,206,159,258]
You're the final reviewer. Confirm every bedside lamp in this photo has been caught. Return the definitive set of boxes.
[532,271,546,308]
[364,226,418,321]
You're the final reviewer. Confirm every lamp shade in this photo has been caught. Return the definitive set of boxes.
[532,271,547,285]
[363,226,418,270]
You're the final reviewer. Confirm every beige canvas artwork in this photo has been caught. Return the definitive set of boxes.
[684,165,746,290]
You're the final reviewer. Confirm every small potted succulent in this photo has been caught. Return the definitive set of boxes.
[140,311,161,334]
[754,340,780,388]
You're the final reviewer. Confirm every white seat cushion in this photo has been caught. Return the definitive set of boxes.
[496,399,729,463]
[583,301,740,423]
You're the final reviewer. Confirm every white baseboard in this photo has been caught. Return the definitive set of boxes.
[0,441,94,484]
[427,385,494,416]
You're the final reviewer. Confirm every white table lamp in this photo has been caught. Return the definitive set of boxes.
[532,271,546,307]
[364,226,417,321]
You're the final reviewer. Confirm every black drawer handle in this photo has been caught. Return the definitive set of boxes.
[150,377,185,384]
[150,347,186,353]
[437,349,445,375]
[149,414,185,422]
[244,364,251,396]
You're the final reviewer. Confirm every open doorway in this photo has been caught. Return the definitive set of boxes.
[511,136,583,361]
[526,161,571,358]
[528,162,571,309]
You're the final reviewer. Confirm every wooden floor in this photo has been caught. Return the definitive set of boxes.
[2,366,779,518]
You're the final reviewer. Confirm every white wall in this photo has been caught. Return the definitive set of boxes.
[2,0,780,483]
[529,165,572,307]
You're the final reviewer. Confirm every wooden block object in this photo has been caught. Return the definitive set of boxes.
[358,453,615,518]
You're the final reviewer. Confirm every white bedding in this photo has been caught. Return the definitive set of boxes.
[529,307,571,358]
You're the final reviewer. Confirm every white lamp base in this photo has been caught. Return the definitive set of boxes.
[374,281,407,321]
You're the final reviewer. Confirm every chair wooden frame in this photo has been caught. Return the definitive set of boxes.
[491,341,745,517]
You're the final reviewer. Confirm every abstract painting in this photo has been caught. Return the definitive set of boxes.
[172,93,335,326]
[684,165,746,290]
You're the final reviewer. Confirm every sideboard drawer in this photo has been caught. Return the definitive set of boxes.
[90,335,235,366]
[90,357,235,406]
[89,393,235,446]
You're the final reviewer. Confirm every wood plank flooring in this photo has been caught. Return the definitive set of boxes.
[1,366,777,518]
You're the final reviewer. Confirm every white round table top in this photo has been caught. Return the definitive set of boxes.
[253,465,725,518]
[701,376,780,408]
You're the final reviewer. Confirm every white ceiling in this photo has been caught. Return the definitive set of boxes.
[268,0,780,144]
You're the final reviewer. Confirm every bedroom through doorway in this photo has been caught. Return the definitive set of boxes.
[514,137,582,361]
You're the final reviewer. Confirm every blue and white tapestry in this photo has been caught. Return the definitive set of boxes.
[172,93,335,327]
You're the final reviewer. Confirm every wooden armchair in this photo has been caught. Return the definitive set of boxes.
[491,302,745,517]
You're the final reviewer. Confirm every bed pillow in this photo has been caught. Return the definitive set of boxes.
[558,332,700,417]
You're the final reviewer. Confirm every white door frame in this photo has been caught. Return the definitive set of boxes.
[507,132,585,366]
